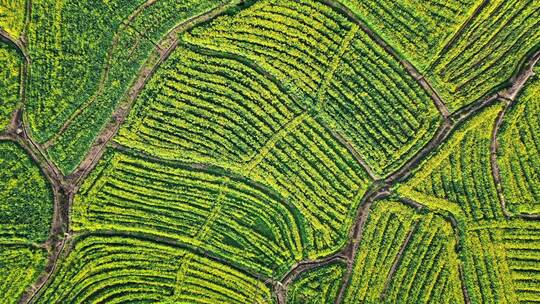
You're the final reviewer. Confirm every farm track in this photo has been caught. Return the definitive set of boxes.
[0,28,30,63]
[271,3,540,301]
[427,0,490,71]
[41,0,161,149]
[9,1,252,303]
[490,49,540,220]
[320,0,451,119]
[3,0,539,302]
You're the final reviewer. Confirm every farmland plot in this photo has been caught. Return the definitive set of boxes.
[343,200,462,304]
[1,0,539,303]
[0,42,20,130]
[496,68,540,215]
[25,0,228,174]
[35,234,273,303]
[0,141,52,303]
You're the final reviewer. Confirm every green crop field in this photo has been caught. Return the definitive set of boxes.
[0,0,538,303]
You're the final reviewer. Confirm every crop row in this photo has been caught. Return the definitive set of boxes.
[498,220,540,303]
[0,42,20,131]
[0,244,46,304]
[430,0,540,111]
[287,261,346,304]
[73,148,304,277]
[114,0,374,258]
[36,234,272,303]
[344,200,462,303]
[460,228,515,304]
[322,28,441,176]
[0,141,53,243]
[396,102,505,221]
[339,0,479,71]
[26,0,146,143]
[182,0,354,109]
[116,41,305,166]
[497,69,540,215]
[116,0,359,169]
[385,214,461,303]
[247,115,371,256]
[25,0,226,174]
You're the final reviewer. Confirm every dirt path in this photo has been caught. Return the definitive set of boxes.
[41,0,161,149]
[489,49,540,220]
[0,28,30,63]
[327,127,379,180]
[319,0,451,119]
[274,254,347,304]
[7,0,540,303]
[14,2,249,303]
[1,109,70,304]
[272,183,390,304]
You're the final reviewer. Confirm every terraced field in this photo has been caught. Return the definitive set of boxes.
[0,0,539,303]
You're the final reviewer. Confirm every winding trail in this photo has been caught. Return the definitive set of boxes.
[490,49,540,220]
[11,1,252,303]
[271,3,540,302]
[319,0,451,119]
[3,0,539,302]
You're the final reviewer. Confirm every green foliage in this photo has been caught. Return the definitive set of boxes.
[116,41,305,166]
[497,69,540,215]
[287,261,346,304]
[0,0,25,38]
[0,245,46,304]
[322,29,441,176]
[11,0,540,303]
[182,0,355,110]
[384,212,462,303]
[25,0,227,174]
[36,234,272,303]
[496,220,540,303]
[73,148,304,277]
[0,141,53,243]
[396,102,505,221]
[247,116,371,257]
[339,0,479,71]
[0,42,20,130]
[115,0,374,259]
[429,0,540,111]
[459,228,515,304]
[344,200,462,303]
[342,0,540,112]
